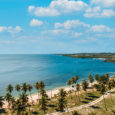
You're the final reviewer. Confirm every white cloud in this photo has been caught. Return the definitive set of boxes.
[0,40,15,44]
[42,29,69,35]
[28,0,88,17]
[30,19,43,26]
[84,7,115,18]
[0,26,22,34]
[101,9,115,17]
[55,20,90,29]
[75,37,98,43]
[28,6,35,13]
[91,0,115,8]
[0,26,7,32]
[73,32,82,37]
[91,25,112,32]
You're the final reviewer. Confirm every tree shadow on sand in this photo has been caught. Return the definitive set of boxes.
[90,105,100,109]
[48,104,56,108]
[85,97,93,101]
[32,111,39,115]
[0,109,7,114]
[81,101,89,104]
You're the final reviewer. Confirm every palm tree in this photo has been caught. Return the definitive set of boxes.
[15,84,21,96]
[88,112,96,115]
[82,80,88,93]
[57,89,67,112]
[7,84,13,94]
[67,79,72,89]
[74,76,79,100]
[34,82,40,101]
[93,84,101,91]
[95,74,99,82]
[27,84,33,104]
[40,96,47,114]
[88,74,94,87]
[40,88,48,98]
[67,79,72,99]
[21,83,28,93]
[0,96,4,109]
[105,73,109,82]
[71,77,76,86]
[108,81,113,104]
[74,75,79,84]
[100,84,107,111]
[72,110,81,115]
[19,92,28,106]
[76,83,80,102]
[10,96,16,111]
[5,92,12,108]
[39,81,45,90]
[15,99,23,115]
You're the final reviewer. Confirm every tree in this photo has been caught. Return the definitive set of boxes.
[67,79,72,99]
[72,111,81,115]
[105,73,109,83]
[14,99,23,115]
[107,82,113,104]
[19,92,28,106]
[57,89,67,112]
[93,84,101,91]
[10,96,16,111]
[15,84,21,92]
[0,96,4,109]
[88,112,96,115]
[40,88,48,98]
[74,76,79,83]
[34,82,40,101]
[100,84,107,111]
[95,74,99,82]
[71,77,76,85]
[76,83,80,102]
[82,80,88,93]
[40,96,47,114]
[7,84,13,93]
[5,92,12,108]
[27,84,33,104]
[21,83,28,93]
[99,75,109,85]
[67,79,72,87]
[39,81,45,90]
[88,74,94,86]
[15,84,21,96]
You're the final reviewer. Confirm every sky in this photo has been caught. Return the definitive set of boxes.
[0,0,115,54]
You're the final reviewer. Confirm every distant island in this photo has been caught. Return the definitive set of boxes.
[61,53,115,63]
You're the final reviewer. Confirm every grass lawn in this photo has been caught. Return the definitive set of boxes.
[62,91,115,115]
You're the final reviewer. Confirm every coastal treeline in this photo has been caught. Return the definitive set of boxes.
[0,73,115,115]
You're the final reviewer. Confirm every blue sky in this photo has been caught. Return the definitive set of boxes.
[0,0,115,54]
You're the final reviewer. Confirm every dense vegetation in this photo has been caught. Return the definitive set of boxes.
[61,53,115,63]
[0,74,115,115]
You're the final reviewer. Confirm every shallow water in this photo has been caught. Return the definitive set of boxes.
[0,54,115,96]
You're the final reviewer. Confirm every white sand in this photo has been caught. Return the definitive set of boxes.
[3,82,97,108]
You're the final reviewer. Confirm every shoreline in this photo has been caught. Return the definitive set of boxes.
[61,54,115,63]
[3,75,115,108]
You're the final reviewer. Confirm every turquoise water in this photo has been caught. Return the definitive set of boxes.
[0,54,115,96]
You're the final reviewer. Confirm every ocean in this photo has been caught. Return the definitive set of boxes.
[0,54,115,96]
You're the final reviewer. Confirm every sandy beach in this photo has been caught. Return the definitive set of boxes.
[3,81,97,108]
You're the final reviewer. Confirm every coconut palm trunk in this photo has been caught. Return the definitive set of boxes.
[78,91,80,102]
[29,91,33,104]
